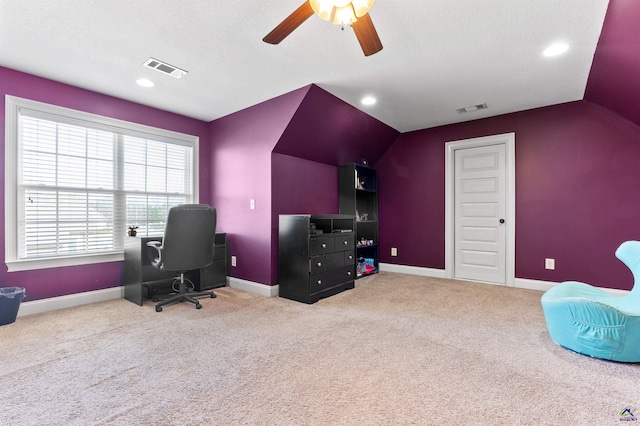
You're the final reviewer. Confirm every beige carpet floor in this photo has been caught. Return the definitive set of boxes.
[1,272,639,425]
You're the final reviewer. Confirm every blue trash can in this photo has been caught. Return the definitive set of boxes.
[0,287,26,326]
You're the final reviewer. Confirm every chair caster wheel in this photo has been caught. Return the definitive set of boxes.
[156,306,163,312]
[196,303,202,309]
[210,293,216,298]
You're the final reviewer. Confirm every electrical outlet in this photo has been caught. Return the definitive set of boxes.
[250,199,255,210]
[545,258,555,270]
[391,247,398,257]
[231,256,237,267]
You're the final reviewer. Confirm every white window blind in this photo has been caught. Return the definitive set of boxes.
[5,96,198,271]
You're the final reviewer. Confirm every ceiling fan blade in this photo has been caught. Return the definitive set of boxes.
[352,12,383,56]
[263,2,314,45]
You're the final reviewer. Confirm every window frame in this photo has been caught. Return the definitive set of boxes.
[4,95,199,272]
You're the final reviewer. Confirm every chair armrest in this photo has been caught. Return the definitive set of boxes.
[146,241,163,269]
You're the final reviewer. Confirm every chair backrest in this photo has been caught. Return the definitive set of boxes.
[159,204,217,271]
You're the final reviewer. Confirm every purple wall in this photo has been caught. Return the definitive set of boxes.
[585,0,640,129]
[6,0,640,300]
[209,86,309,285]
[377,100,640,291]
[0,67,211,301]
[271,154,339,283]
[210,84,396,286]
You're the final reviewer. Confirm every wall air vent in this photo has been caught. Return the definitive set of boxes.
[143,58,188,79]
[456,103,488,114]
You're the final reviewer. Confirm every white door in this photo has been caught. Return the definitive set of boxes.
[454,144,507,284]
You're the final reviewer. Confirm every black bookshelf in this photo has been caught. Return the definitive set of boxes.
[339,164,379,278]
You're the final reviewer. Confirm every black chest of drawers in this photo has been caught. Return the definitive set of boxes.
[279,215,355,304]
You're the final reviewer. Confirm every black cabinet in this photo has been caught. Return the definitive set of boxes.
[124,233,228,306]
[279,215,356,304]
[339,164,379,278]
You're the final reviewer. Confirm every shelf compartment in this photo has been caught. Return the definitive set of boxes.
[339,163,379,280]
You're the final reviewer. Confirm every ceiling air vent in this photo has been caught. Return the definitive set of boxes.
[143,58,188,79]
[456,103,488,114]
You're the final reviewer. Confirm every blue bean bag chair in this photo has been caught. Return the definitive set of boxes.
[541,241,640,362]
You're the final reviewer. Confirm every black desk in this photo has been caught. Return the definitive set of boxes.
[124,233,228,306]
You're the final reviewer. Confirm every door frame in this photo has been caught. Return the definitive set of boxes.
[444,132,516,286]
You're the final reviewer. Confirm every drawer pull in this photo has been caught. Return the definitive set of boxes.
[348,255,353,260]
[347,271,352,276]
[317,262,322,267]
[317,280,322,285]
[343,240,348,245]
[321,243,326,248]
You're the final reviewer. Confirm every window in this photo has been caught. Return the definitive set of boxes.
[5,96,199,271]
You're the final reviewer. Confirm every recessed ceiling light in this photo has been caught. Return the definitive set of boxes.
[543,43,569,57]
[361,96,376,106]
[136,78,154,88]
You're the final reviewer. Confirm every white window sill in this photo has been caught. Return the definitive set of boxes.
[6,252,124,272]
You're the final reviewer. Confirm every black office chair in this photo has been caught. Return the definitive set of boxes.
[146,204,217,312]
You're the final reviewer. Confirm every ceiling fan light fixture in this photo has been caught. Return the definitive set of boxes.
[309,0,375,25]
[351,0,376,17]
[332,6,356,26]
[309,0,335,21]
[263,0,382,57]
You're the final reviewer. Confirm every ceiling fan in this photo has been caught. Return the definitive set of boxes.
[263,0,383,57]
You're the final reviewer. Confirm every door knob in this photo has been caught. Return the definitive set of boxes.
[499,218,505,224]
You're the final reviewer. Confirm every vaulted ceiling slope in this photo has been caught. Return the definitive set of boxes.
[585,0,640,128]
[273,84,399,165]
[0,1,611,133]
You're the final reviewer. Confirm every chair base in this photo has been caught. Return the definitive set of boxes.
[155,273,216,312]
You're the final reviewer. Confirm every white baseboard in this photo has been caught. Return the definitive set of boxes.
[379,263,447,278]
[18,286,124,317]
[379,263,631,296]
[16,278,278,317]
[514,278,556,292]
[228,277,279,297]
[514,278,630,295]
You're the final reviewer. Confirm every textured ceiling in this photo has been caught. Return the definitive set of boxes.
[0,0,610,132]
